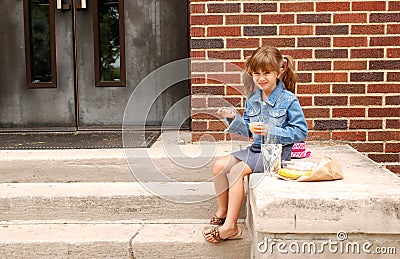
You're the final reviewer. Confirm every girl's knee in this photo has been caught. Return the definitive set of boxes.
[212,155,233,176]
[230,162,252,179]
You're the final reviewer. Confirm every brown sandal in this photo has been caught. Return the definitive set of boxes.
[202,225,242,243]
[209,215,226,226]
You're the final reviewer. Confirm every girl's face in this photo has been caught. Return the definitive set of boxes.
[252,69,279,95]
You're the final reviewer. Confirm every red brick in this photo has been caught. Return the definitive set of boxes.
[243,3,277,13]
[208,120,227,131]
[191,85,224,95]
[334,61,367,70]
[370,13,400,23]
[350,119,383,129]
[368,153,399,163]
[387,24,400,34]
[191,110,219,120]
[190,77,206,85]
[226,85,244,96]
[297,84,331,94]
[207,26,241,37]
[317,2,350,12]
[332,131,366,141]
[387,165,400,174]
[387,72,400,81]
[314,73,348,83]
[314,95,348,106]
[279,25,314,35]
[350,96,382,106]
[191,27,205,37]
[192,132,225,142]
[191,97,207,108]
[352,1,387,11]
[262,38,296,48]
[226,15,259,25]
[334,13,367,23]
[351,142,384,152]
[370,37,400,46]
[370,60,400,70]
[297,73,312,83]
[387,119,400,129]
[369,108,400,117]
[333,108,366,117]
[208,97,241,108]
[262,14,294,24]
[306,131,331,141]
[369,131,400,141]
[280,2,314,12]
[190,3,205,14]
[333,37,367,47]
[368,84,400,93]
[316,25,349,35]
[298,61,331,71]
[302,108,330,118]
[207,73,242,85]
[280,49,313,59]
[386,142,400,153]
[351,48,384,58]
[190,15,223,25]
[298,96,313,106]
[208,50,241,60]
[298,37,331,47]
[315,49,348,58]
[351,72,384,82]
[191,62,224,73]
[389,1,400,11]
[386,95,400,105]
[387,49,400,58]
[208,3,241,13]
[332,84,366,94]
[351,25,385,35]
[226,38,259,48]
[191,50,206,59]
[192,120,208,131]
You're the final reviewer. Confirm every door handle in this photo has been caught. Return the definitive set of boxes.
[76,0,87,9]
[57,0,71,11]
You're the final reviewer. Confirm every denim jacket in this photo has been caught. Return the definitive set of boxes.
[225,80,308,147]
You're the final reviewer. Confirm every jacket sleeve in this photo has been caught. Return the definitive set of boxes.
[224,107,251,138]
[269,98,308,144]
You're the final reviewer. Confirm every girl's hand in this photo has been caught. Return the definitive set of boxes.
[249,122,268,135]
[217,107,236,119]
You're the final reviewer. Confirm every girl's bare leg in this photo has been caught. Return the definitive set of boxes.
[212,154,241,218]
[206,161,252,242]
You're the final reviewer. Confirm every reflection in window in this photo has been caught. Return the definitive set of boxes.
[98,0,121,82]
[29,0,52,83]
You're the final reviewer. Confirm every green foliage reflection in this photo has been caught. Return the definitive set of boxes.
[99,0,121,82]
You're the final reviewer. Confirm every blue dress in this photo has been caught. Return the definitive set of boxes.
[225,81,308,172]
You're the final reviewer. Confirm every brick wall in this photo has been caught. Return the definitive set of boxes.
[189,0,400,174]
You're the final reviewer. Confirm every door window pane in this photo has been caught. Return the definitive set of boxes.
[29,0,52,83]
[24,0,56,87]
[96,0,125,85]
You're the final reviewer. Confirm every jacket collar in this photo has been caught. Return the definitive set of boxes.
[248,80,284,106]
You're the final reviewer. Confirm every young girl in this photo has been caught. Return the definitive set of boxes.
[203,46,308,242]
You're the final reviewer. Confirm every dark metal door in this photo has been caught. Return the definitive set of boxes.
[0,0,189,130]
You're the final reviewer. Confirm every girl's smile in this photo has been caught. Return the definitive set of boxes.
[252,69,279,97]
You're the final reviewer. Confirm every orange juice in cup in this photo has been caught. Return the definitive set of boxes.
[249,122,262,134]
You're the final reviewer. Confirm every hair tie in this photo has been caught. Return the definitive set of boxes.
[282,55,287,61]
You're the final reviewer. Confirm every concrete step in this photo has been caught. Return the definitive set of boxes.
[0,144,241,183]
[0,182,246,221]
[0,222,252,258]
